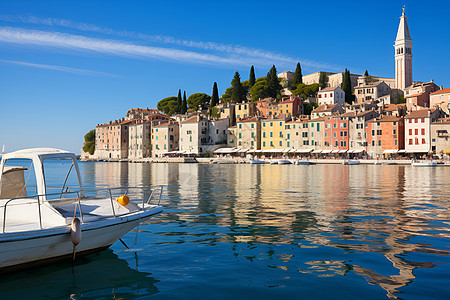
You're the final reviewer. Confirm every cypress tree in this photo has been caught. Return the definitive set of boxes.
[231,71,245,103]
[181,91,187,114]
[319,72,328,89]
[177,89,182,113]
[210,82,219,108]
[249,65,256,88]
[266,65,282,99]
[364,70,369,76]
[292,62,303,88]
[341,69,354,104]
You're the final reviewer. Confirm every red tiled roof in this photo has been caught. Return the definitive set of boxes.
[318,87,339,92]
[180,115,201,124]
[405,109,430,119]
[368,115,402,123]
[238,117,258,123]
[430,87,450,96]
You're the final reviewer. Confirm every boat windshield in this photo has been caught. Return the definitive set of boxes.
[43,158,80,199]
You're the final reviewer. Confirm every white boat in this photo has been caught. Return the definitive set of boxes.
[0,148,163,272]
[296,160,313,165]
[276,159,292,165]
[343,159,360,165]
[411,160,437,167]
[250,160,265,164]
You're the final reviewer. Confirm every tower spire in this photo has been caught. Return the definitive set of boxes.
[394,7,413,90]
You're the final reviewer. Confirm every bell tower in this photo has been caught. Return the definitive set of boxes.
[394,6,413,90]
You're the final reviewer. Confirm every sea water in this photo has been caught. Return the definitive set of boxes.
[0,162,449,299]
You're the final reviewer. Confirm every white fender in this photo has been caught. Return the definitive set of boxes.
[71,217,81,246]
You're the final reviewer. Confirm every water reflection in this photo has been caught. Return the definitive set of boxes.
[76,163,450,299]
[0,249,159,299]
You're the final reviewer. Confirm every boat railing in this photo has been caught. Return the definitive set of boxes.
[1,186,163,233]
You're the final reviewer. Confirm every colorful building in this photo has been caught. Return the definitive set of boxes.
[261,118,286,150]
[152,121,179,157]
[366,116,405,157]
[236,117,261,150]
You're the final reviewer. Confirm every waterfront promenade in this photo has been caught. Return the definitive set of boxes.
[84,156,446,165]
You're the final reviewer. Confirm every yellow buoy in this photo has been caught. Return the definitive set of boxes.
[117,195,130,206]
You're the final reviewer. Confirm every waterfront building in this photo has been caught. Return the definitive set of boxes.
[255,98,276,118]
[227,125,237,148]
[125,108,162,120]
[235,102,256,121]
[277,71,294,80]
[354,81,391,104]
[277,96,302,117]
[366,116,405,158]
[151,121,179,158]
[308,117,326,151]
[344,110,378,152]
[95,119,132,160]
[285,119,309,150]
[317,87,345,106]
[261,117,287,151]
[128,120,152,159]
[394,8,413,90]
[179,116,229,155]
[404,81,440,110]
[430,87,450,114]
[404,109,445,155]
[236,117,261,150]
[430,118,450,155]
[324,114,349,152]
[311,103,344,119]
[216,101,236,125]
[302,71,359,89]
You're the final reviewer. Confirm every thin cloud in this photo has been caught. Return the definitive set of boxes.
[0,59,119,77]
[0,27,290,68]
[0,15,341,71]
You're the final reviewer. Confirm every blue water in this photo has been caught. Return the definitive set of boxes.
[1,162,449,299]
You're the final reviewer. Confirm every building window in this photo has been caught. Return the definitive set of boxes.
[263,141,266,147]
[270,122,273,127]
[415,129,418,135]
[263,132,266,138]
[393,129,396,135]
[421,119,425,123]
[239,124,242,129]
[378,140,381,146]
[287,142,290,147]
[251,124,254,128]
[395,139,397,146]
[239,141,241,146]
[263,123,266,127]
[421,128,425,135]
[270,132,273,137]
[279,132,283,137]
[422,138,426,144]
[372,140,375,146]
[239,133,242,138]
[279,141,282,147]
[287,133,290,139]
[251,132,254,138]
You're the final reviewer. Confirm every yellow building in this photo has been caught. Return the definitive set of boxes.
[235,102,256,121]
[261,118,286,150]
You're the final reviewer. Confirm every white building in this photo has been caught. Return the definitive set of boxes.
[404,109,442,155]
[278,71,294,80]
[317,87,345,106]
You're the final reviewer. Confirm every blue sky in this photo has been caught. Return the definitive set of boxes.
[0,0,449,154]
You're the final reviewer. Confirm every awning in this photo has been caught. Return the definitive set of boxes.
[289,149,297,153]
[213,148,236,154]
[247,149,255,153]
[339,150,347,153]
[312,150,322,154]
[296,149,312,153]
[444,149,450,154]
[331,150,339,153]
[347,150,355,154]
[383,149,398,154]
[353,149,365,153]
[321,150,332,154]
[255,150,263,153]
[282,148,291,153]
[398,149,406,153]
[238,148,249,153]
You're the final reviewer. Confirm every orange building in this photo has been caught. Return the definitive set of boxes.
[366,116,404,158]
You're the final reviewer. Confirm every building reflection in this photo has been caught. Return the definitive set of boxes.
[85,162,450,299]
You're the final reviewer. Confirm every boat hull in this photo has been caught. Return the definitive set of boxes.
[0,207,162,272]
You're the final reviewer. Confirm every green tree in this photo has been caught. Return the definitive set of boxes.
[210,82,219,116]
[319,72,328,89]
[181,91,188,114]
[341,68,354,104]
[177,89,182,113]
[292,83,320,99]
[187,93,211,110]
[82,129,96,155]
[221,86,233,103]
[364,70,369,76]
[231,71,246,103]
[266,65,282,99]
[210,106,218,118]
[303,102,318,115]
[157,96,178,115]
[291,62,303,89]
[250,77,269,102]
[249,65,256,88]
